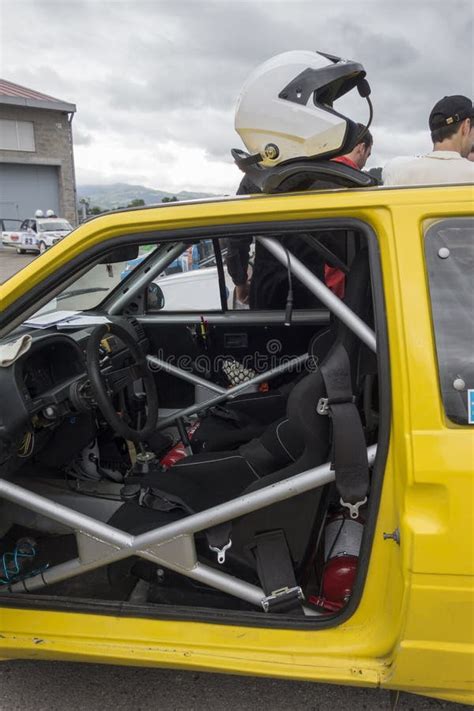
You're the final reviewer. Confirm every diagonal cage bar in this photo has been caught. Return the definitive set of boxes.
[154,352,310,431]
[0,446,376,609]
[147,354,227,395]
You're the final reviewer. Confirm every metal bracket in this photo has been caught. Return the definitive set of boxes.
[340,496,367,519]
[143,534,198,571]
[209,538,232,565]
[76,532,122,565]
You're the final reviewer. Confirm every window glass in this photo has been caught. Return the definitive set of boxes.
[37,220,72,232]
[149,240,225,312]
[0,219,22,231]
[0,119,35,151]
[28,244,158,316]
[424,218,474,425]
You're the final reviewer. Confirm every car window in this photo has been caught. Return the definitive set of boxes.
[1,219,22,231]
[147,229,352,313]
[148,240,226,312]
[20,220,29,230]
[30,220,37,231]
[424,217,474,425]
[37,220,72,231]
[28,244,159,316]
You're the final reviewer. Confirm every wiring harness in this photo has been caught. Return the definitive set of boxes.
[0,537,47,587]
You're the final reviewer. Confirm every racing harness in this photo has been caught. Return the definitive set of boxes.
[140,341,370,614]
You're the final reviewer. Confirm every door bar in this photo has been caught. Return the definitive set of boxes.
[257,236,377,353]
[0,446,377,607]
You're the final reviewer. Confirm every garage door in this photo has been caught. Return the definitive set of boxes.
[0,163,59,220]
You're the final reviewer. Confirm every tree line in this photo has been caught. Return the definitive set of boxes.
[79,196,179,216]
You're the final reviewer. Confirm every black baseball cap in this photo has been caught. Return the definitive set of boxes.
[429,95,474,130]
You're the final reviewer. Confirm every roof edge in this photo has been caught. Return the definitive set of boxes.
[0,95,76,113]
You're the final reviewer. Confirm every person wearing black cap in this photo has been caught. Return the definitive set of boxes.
[383,95,474,185]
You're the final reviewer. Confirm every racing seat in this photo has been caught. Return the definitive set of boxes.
[191,244,368,456]
[109,249,372,606]
[190,326,335,453]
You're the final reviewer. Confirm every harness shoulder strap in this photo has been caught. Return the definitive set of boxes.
[320,342,370,518]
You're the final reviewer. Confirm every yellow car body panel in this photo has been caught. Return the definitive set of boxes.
[0,184,473,704]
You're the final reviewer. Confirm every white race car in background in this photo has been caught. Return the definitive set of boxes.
[2,213,73,254]
[0,219,23,249]
[149,266,247,311]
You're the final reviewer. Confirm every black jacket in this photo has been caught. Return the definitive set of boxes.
[223,174,348,310]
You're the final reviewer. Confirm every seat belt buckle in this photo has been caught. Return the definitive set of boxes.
[261,586,304,612]
[209,538,232,564]
[318,396,356,416]
[340,496,367,519]
[317,398,329,415]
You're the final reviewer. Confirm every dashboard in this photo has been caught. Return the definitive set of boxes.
[0,318,149,468]
[21,339,85,400]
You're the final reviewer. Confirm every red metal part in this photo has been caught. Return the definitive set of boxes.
[160,421,200,469]
[307,595,343,612]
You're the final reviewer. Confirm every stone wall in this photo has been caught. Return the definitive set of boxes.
[0,105,77,224]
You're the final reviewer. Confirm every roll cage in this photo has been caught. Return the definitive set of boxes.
[0,220,390,627]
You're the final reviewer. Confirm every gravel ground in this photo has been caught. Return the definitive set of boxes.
[0,245,468,710]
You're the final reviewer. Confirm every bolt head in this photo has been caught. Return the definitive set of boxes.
[264,143,279,160]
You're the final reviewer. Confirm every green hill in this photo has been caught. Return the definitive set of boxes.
[77,183,218,210]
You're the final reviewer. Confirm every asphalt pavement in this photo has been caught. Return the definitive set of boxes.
[0,245,467,710]
[0,244,36,282]
[0,661,468,711]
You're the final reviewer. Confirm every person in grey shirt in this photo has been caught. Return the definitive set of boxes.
[383,95,474,185]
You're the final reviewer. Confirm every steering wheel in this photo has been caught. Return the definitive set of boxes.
[86,322,159,442]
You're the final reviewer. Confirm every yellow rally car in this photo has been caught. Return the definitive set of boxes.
[0,184,472,705]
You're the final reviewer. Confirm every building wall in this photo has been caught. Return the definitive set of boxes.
[0,105,77,224]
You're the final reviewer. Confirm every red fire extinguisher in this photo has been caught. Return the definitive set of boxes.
[309,510,364,612]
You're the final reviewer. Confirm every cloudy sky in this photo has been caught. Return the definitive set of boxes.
[1,0,473,194]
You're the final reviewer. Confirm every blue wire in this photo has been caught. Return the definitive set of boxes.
[0,541,37,585]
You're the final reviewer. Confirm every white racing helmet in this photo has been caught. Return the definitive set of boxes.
[235,50,371,167]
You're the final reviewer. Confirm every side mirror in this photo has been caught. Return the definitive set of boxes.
[100,245,139,264]
[147,283,165,310]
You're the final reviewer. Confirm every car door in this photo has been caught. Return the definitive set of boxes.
[0,192,402,688]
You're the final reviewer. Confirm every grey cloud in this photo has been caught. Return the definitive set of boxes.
[2,0,473,187]
[73,126,93,146]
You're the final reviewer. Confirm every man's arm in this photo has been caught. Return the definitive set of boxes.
[223,234,253,286]
[222,175,261,301]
